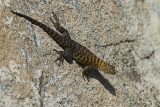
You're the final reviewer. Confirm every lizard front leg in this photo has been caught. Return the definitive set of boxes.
[82,66,98,82]
[49,11,70,38]
[53,48,73,65]
[53,49,64,65]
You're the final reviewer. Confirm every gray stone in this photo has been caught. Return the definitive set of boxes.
[0,0,160,106]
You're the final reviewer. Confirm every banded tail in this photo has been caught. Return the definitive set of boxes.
[11,11,63,43]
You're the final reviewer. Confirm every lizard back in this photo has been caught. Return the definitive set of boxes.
[72,43,102,67]
[11,11,115,75]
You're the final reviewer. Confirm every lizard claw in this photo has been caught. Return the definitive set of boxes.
[54,56,64,66]
[53,49,62,54]
[82,71,90,82]
[53,49,64,66]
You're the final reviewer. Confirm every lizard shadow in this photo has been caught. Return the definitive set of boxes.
[61,58,116,96]
[88,70,116,96]
[77,64,116,96]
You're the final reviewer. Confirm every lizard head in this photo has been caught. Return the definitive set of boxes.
[99,62,116,75]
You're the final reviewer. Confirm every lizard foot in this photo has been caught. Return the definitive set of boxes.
[50,10,70,37]
[82,70,90,82]
[53,49,64,66]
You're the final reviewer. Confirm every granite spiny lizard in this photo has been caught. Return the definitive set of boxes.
[11,10,115,81]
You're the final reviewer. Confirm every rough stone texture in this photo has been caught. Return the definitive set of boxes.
[0,0,160,106]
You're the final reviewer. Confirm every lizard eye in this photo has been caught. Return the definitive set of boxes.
[109,66,112,71]
[109,65,116,75]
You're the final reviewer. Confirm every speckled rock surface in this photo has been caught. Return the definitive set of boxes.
[0,0,160,106]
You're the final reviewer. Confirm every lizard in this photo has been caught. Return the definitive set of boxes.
[11,10,116,81]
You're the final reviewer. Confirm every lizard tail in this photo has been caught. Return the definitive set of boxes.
[11,11,61,41]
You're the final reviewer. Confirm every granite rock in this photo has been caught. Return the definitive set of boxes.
[0,0,160,106]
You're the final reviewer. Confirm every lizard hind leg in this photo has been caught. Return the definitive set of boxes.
[49,11,70,38]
